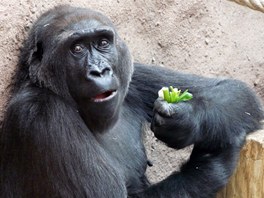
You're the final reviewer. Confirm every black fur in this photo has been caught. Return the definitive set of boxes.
[1,5,263,198]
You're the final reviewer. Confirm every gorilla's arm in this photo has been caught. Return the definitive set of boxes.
[129,63,264,146]
[128,63,264,198]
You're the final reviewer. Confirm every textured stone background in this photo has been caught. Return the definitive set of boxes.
[0,0,263,183]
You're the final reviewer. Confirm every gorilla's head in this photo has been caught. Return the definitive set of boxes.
[18,5,133,133]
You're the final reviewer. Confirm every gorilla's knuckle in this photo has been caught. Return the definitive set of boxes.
[154,113,166,126]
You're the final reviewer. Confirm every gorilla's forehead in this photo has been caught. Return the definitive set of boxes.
[57,25,115,44]
[68,19,109,31]
[56,8,115,31]
[40,13,116,46]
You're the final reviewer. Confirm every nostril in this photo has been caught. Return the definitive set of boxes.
[90,70,102,77]
[102,67,112,76]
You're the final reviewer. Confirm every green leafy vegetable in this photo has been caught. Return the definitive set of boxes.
[158,86,193,103]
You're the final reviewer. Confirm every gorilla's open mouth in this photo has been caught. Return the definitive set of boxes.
[91,90,117,103]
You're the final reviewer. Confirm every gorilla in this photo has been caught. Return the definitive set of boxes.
[0,5,263,198]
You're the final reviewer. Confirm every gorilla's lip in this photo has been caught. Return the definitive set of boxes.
[91,90,117,103]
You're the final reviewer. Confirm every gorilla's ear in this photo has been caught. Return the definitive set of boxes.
[29,41,43,64]
[27,30,43,66]
[27,28,45,85]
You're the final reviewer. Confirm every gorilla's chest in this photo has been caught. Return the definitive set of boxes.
[97,109,148,190]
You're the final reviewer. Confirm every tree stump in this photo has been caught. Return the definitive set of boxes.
[216,127,264,198]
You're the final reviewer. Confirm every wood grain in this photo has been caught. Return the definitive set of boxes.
[217,129,264,198]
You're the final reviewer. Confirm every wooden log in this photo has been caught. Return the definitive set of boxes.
[216,128,264,198]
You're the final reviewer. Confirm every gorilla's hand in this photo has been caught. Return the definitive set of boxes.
[151,98,199,149]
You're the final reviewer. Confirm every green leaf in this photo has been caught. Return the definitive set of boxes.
[170,90,178,103]
[163,88,171,103]
[179,90,193,101]
[158,86,193,103]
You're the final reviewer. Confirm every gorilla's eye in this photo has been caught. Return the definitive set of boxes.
[97,38,110,49]
[71,44,85,54]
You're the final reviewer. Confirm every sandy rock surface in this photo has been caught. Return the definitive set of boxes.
[0,0,263,183]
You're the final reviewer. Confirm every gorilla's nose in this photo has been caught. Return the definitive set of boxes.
[87,65,113,79]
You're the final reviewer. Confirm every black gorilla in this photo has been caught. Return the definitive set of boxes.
[0,5,263,198]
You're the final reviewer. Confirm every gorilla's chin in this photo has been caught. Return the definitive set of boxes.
[80,91,122,133]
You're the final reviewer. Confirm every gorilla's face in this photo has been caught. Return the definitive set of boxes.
[31,6,133,133]
[64,22,122,133]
